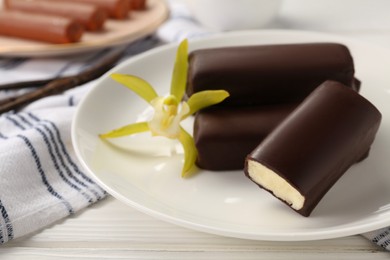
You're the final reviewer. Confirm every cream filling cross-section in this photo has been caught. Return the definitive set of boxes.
[247,160,305,210]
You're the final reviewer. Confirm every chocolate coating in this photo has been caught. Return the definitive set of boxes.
[194,103,297,171]
[5,0,107,31]
[245,81,382,217]
[187,43,359,106]
[65,0,130,19]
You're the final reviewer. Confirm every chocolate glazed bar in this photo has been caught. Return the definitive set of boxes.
[194,103,297,171]
[187,43,360,106]
[245,81,381,217]
[0,10,84,44]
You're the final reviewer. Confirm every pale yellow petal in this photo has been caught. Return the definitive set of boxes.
[178,127,197,178]
[99,122,149,138]
[111,73,158,103]
[170,39,188,101]
[184,90,229,118]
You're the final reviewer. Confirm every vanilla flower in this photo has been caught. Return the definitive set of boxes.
[100,40,229,177]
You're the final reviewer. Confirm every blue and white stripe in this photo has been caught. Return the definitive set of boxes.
[0,199,13,244]
[16,134,75,215]
[0,111,107,244]
[363,227,390,251]
[0,37,163,244]
[156,0,215,42]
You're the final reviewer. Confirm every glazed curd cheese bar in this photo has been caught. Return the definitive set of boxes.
[194,103,297,171]
[64,0,130,19]
[5,0,107,31]
[128,0,146,10]
[187,43,360,106]
[0,10,83,43]
[244,81,381,217]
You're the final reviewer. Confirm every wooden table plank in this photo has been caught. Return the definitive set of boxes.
[1,197,387,259]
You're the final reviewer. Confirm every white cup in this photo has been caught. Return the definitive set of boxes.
[184,0,282,31]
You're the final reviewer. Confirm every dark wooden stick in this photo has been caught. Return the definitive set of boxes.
[0,79,55,90]
[0,47,125,114]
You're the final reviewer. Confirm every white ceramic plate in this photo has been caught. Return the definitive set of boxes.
[72,30,390,241]
[0,0,168,57]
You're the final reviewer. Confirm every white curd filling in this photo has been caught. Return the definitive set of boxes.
[247,160,305,210]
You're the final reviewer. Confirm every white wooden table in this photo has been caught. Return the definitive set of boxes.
[1,0,390,258]
[0,196,388,260]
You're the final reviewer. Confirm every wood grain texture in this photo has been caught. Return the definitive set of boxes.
[0,197,388,259]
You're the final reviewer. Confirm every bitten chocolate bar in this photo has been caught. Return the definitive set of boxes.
[187,43,360,106]
[245,81,381,217]
[194,104,297,171]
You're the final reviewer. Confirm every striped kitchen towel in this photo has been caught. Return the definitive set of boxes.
[362,228,390,251]
[0,104,106,243]
[156,0,216,42]
[0,37,161,244]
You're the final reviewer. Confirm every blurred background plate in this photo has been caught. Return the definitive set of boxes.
[0,0,168,57]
